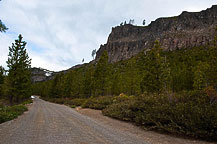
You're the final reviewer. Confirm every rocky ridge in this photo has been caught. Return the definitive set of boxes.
[96,5,217,63]
[31,67,54,83]
[31,64,85,83]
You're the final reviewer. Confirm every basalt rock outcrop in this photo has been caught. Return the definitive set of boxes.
[96,5,217,63]
[31,64,85,83]
[31,67,54,83]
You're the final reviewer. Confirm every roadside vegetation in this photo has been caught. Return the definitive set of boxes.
[0,104,27,124]
[0,99,32,124]
[33,28,217,141]
[103,90,217,141]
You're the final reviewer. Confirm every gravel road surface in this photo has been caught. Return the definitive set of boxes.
[0,98,148,144]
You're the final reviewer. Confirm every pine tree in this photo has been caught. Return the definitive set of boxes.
[140,40,170,93]
[6,34,31,104]
[50,74,62,98]
[125,58,140,95]
[0,66,5,97]
[0,66,5,84]
[0,20,7,32]
[83,65,95,97]
[0,0,8,32]
[160,56,172,92]
[207,27,217,87]
[91,49,96,60]
[63,74,72,98]
[93,51,109,96]
[193,61,209,90]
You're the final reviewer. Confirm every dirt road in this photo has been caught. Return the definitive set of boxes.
[0,98,216,144]
[0,98,148,144]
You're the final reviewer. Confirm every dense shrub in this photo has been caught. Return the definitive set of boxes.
[103,90,217,141]
[82,96,114,110]
[21,99,33,105]
[42,97,86,107]
[64,98,86,106]
[41,97,65,104]
[0,104,27,123]
[0,99,10,106]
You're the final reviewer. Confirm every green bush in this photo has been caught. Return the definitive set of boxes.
[64,98,86,106]
[0,104,27,124]
[42,98,66,104]
[21,99,33,105]
[0,111,16,123]
[102,93,136,121]
[9,105,28,115]
[82,96,114,110]
[103,90,217,141]
[53,98,65,104]
[71,105,76,108]
[42,97,86,107]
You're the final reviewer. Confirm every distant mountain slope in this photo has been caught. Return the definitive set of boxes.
[96,5,217,63]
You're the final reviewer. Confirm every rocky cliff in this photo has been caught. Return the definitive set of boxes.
[31,64,85,83]
[31,67,54,83]
[96,5,217,63]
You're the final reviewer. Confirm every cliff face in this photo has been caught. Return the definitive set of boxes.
[31,64,84,83]
[31,68,54,83]
[96,5,217,63]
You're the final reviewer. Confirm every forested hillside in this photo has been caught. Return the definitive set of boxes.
[32,33,217,98]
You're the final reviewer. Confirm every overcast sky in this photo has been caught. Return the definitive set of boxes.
[0,0,216,71]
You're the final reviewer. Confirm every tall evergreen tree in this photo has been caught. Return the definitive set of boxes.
[83,65,95,97]
[0,66,5,97]
[140,40,170,93]
[207,27,217,88]
[6,34,31,104]
[93,51,109,96]
[125,58,140,95]
[50,74,62,98]
[193,61,209,90]
[91,49,97,60]
[160,56,172,92]
[0,20,7,32]
[0,1,8,32]
[0,66,5,84]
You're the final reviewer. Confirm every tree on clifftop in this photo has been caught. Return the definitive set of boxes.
[0,20,7,32]
[142,19,146,26]
[6,34,31,104]
[0,1,8,32]
[92,49,96,60]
